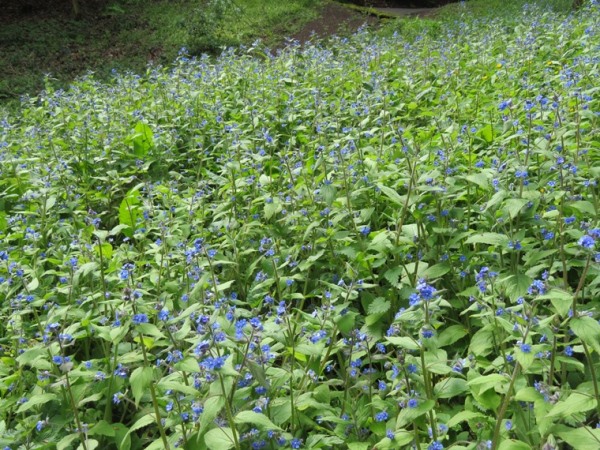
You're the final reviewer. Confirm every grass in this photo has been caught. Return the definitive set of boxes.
[0,0,322,107]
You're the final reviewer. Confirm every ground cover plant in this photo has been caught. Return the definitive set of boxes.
[1,0,600,449]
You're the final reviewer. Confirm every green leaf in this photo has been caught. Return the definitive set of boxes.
[465,232,509,247]
[321,184,336,206]
[468,374,508,391]
[112,423,131,450]
[556,426,600,450]
[466,173,490,190]
[175,356,200,373]
[570,200,596,217]
[547,392,597,418]
[247,359,270,390]
[118,189,142,237]
[368,297,390,315]
[234,411,281,431]
[515,346,534,371]
[131,122,154,157]
[570,316,600,349]
[437,325,468,347]
[347,444,370,450]
[504,198,529,219]
[468,327,495,356]
[423,262,451,279]
[376,184,405,207]
[386,336,420,351]
[434,378,468,399]
[77,440,99,450]
[129,414,155,433]
[57,433,80,450]
[498,440,531,450]
[200,396,226,432]
[89,420,115,437]
[130,366,154,407]
[204,427,236,450]
[447,410,485,428]
[384,266,403,286]
[396,399,435,428]
[94,243,113,260]
[538,289,572,317]
[16,393,57,413]
[478,124,494,143]
[264,201,279,220]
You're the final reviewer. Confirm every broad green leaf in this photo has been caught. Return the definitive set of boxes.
[77,440,98,450]
[367,297,390,315]
[423,262,451,279]
[465,232,509,247]
[468,374,508,391]
[504,198,529,219]
[570,316,600,348]
[264,200,279,220]
[547,392,597,418]
[347,444,370,450]
[175,356,200,373]
[538,289,572,317]
[93,243,113,260]
[515,347,534,371]
[466,173,490,190]
[384,266,403,286]
[447,410,485,428]
[434,378,468,399]
[16,393,56,413]
[468,327,495,356]
[437,325,468,347]
[89,420,115,437]
[234,411,281,431]
[130,366,154,407]
[57,433,79,450]
[129,414,155,433]
[112,423,131,450]
[498,440,531,450]
[131,121,154,157]
[204,427,236,450]
[396,399,435,428]
[377,184,405,206]
[478,124,493,143]
[386,336,420,351]
[556,425,600,450]
[118,189,142,238]
[200,396,226,432]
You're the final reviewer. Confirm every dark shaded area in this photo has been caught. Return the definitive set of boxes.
[1,0,108,21]
[340,0,460,7]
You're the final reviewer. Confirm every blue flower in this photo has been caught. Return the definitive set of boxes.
[408,398,418,408]
[132,314,148,325]
[520,343,531,353]
[428,442,444,450]
[200,355,228,371]
[579,235,595,249]
[290,438,303,449]
[375,411,389,422]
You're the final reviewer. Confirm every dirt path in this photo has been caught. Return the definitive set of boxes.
[291,2,380,44]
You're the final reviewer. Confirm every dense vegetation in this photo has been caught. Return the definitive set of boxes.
[1,1,599,449]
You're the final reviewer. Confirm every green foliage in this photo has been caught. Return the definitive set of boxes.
[0,1,600,450]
